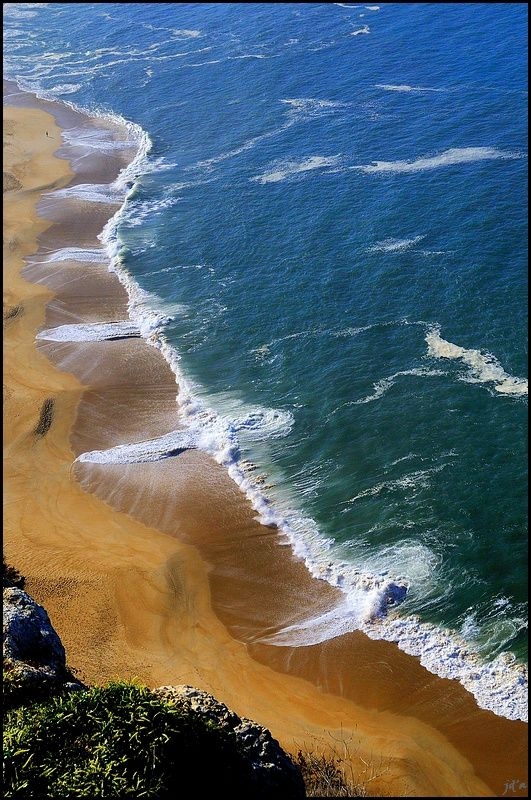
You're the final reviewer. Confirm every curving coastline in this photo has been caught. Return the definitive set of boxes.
[3,82,528,797]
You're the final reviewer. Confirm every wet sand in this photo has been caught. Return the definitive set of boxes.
[3,86,528,797]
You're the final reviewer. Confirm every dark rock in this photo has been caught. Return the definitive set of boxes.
[3,586,84,706]
[155,684,306,799]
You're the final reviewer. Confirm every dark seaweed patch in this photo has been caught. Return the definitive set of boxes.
[34,398,55,437]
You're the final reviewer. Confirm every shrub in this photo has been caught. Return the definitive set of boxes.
[297,750,366,797]
[3,681,292,798]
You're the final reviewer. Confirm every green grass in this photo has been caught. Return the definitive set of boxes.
[3,681,290,798]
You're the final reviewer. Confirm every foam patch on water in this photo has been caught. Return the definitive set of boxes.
[258,586,404,647]
[350,25,370,36]
[195,127,285,170]
[280,98,351,119]
[368,235,426,252]
[49,82,82,95]
[425,325,528,397]
[375,84,447,93]
[230,407,294,441]
[354,146,524,174]
[230,54,270,61]
[354,367,445,404]
[171,29,201,38]
[37,321,140,342]
[258,535,528,721]
[346,464,449,504]
[251,155,342,184]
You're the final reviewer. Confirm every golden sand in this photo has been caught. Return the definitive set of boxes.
[3,99,527,797]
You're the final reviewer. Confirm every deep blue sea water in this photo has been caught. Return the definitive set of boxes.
[4,2,528,720]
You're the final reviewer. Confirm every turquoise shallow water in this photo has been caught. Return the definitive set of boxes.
[4,2,527,719]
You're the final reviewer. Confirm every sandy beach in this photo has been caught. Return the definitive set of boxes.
[3,88,528,798]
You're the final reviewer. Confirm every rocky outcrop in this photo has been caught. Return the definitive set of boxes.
[3,586,84,706]
[155,685,306,799]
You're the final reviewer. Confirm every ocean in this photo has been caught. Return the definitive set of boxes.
[3,2,528,722]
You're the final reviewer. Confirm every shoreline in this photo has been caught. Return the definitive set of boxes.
[3,85,527,797]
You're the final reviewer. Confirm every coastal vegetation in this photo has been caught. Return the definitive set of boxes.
[4,681,301,798]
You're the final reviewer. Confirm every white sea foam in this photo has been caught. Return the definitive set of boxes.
[140,23,200,39]
[251,155,341,184]
[37,321,140,342]
[460,598,528,658]
[231,407,294,441]
[120,195,181,228]
[354,367,445,404]
[375,84,447,93]
[258,589,399,647]
[280,98,350,114]
[49,183,122,204]
[2,5,40,19]
[60,125,134,153]
[194,128,279,169]
[425,325,528,397]
[77,430,194,463]
[258,534,528,721]
[230,54,270,60]
[350,25,370,36]
[33,246,108,263]
[49,82,81,95]
[252,323,375,358]
[171,29,201,38]
[368,235,426,252]
[354,146,524,174]
[110,129,154,192]
[147,264,207,277]
[183,59,223,68]
[347,464,448,504]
